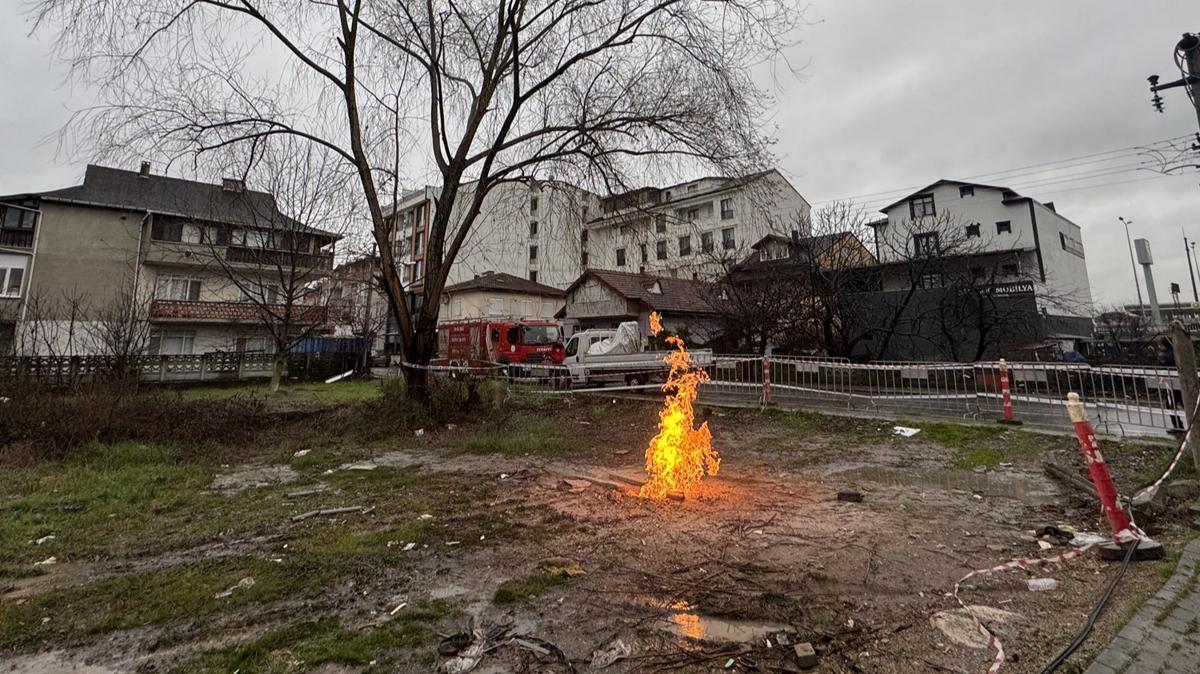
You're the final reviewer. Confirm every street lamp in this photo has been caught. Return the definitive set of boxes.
[1119,217,1145,311]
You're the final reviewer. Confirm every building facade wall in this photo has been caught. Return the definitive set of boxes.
[585,170,811,280]
[440,288,563,322]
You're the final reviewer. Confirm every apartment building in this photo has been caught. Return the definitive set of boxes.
[582,170,811,280]
[321,255,388,354]
[868,178,1094,346]
[389,180,598,293]
[440,271,564,322]
[0,163,338,356]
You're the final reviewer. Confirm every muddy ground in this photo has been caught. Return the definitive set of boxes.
[1,391,1195,674]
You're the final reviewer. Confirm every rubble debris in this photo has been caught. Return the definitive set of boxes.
[930,605,1023,649]
[291,506,365,522]
[1042,461,1097,497]
[285,485,329,498]
[892,425,921,437]
[438,630,486,674]
[590,638,632,668]
[403,543,417,551]
[32,535,56,545]
[513,638,551,656]
[347,462,378,471]
[438,632,471,657]
[538,556,586,577]
[558,479,592,493]
[793,642,818,669]
[1027,578,1061,592]
[214,576,255,599]
[837,491,864,503]
[33,556,57,566]
[1069,531,1108,547]
[293,449,310,458]
[415,428,426,437]
[1035,525,1074,545]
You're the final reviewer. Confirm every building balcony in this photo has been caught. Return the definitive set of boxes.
[0,229,34,249]
[150,299,328,325]
[142,241,334,271]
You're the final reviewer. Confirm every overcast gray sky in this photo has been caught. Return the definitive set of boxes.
[2,0,1198,306]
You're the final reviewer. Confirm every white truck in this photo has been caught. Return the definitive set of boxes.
[562,322,714,387]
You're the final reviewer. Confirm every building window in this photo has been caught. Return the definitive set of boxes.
[236,336,268,353]
[529,245,538,261]
[156,275,201,301]
[616,247,626,267]
[965,223,981,238]
[0,266,24,298]
[678,235,692,256]
[720,198,734,219]
[452,298,463,317]
[687,184,698,193]
[664,190,672,201]
[1,203,37,229]
[182,223,218,245]
[685,208,699,222]
[522,300,533,317]
[701,231,714,253]
[1060,232,1068,250]
[917,273,943,289]
[721,227,735,250]
[541,301,553,317]
[413,230,424,254]
[909,194,936,218]
[529,221,538,236]
[655,216,667,234]
[530,196,539,213]
[959,185,975,198]
[581,229,588,243]
[488,297,504,315]
[1001,263,1019,276]
[996,220,1012,234]
[912,232,940,258]
[241,283,280,304]
[581,251,589,267]
[656,239,668,260]
[529,270,538,283]
[159,330,196,355]
[639,243,648,263]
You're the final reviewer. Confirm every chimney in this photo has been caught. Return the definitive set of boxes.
[139,161,152,178]
[222,178,246,193]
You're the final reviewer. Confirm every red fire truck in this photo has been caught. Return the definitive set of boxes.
[436,318,565,366]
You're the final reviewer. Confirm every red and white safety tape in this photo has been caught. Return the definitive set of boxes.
[952,528,1144,674]
[1132,398,1199,505]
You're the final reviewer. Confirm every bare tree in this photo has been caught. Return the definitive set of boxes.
[34,0,801,400]
[82,271,154,371]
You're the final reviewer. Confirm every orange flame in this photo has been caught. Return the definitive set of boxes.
[640,311,720,499]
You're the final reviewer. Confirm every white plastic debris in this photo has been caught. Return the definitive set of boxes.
[892,426,921,438]
[418,513,433,520]
[1027,578,1061,592]
[33,556,57,566]
[293,449,311,458]
[414,428,425,437]
[1070,532,1108,547]
[214,576,256,599]
[390,602,408,615]
[325,369,354,384]
[0,396,10,404]
[1037,540,1053,550]
[403,542,417,551]
[33,535,56,545]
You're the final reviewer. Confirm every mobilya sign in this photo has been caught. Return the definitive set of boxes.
[987,281,1035,297]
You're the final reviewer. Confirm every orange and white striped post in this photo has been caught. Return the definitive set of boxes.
[998,358,1017,424]
[1066,393,1136,539]
[762,356,771,405]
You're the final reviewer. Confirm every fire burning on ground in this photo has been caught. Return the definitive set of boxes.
[640,312,720,500]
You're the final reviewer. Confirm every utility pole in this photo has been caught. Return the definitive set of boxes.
[1120,217,1145,310]
[1186,231,1199,303]
[1136,238,1164,327]
[1191,241,1200,303]
[1148,33,1200,133]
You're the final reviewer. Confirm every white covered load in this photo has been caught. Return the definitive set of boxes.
[586,321,643,356]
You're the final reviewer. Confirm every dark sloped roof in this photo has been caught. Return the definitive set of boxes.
[877,179,1017,214]
[567,269,716,315]
[445,272,565,297]
[28,165,337,237]
[750,232,843,257]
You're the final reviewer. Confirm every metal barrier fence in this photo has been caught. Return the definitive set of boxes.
[0,352,363,386]
[381,355,1188,439]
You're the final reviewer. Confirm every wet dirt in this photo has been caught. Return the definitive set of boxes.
[2,402,1181,673]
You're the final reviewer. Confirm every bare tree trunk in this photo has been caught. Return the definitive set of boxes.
[270,351,286,394]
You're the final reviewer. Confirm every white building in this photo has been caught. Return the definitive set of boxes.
[582,170,810,280]
[868,179,1094,343]
[389,180,598,292]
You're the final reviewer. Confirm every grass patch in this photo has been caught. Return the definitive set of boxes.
[492,572,570,604]
[905,421,1050,469]
[174,604,450,674]
[182,380,382,404]
[0,555,334,652]
[460,415,568,456]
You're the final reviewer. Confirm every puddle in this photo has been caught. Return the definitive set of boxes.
[659,605,794,643]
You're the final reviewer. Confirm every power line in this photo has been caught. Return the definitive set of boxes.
[810,135,1191,206]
